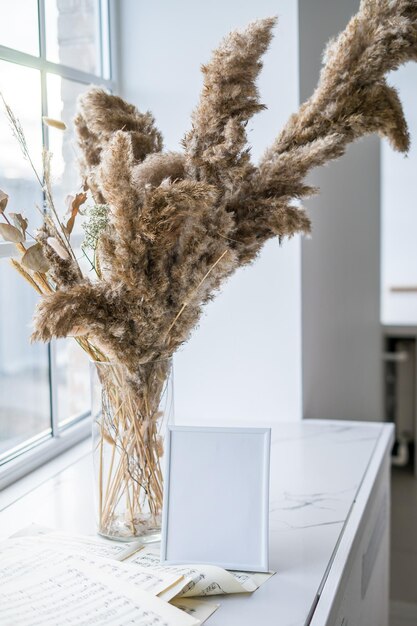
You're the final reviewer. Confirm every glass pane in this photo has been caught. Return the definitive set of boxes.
[56,338,89,428]
[0,61,43,228]
[47,76,92,428]
[47,74,91,234]
[0,0,39,56]
[45,0,102,75]
[0,261,50,459]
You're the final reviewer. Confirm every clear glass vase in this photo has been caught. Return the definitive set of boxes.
[90,358,173,541]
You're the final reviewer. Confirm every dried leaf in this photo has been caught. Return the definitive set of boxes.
[0,190,8,213]
[65,194,74,212]
[47,236,69,260]
[42,116,67,131]
[21,243,50,273]
[0,223,24,243]
[10,212,28,238]
[65,192,87,235]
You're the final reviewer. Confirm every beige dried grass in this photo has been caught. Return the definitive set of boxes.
[2,0,417,536]
[29,1,417,387]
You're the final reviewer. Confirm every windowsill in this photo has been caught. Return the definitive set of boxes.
[0,427,91,510]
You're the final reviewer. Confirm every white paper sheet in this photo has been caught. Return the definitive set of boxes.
[230,569,274,589]
[170,598,219,624]
[125,546,260,596]
[8,525,274,613]
[9,526,143,560]
[8,527,273,598]
[0,550,198,626]
[0,539,182,598]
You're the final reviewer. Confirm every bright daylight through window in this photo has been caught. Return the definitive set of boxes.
[0,0,113,477]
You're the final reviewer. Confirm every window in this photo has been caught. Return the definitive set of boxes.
[0,0,115,488]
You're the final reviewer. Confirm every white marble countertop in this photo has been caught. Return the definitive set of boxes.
[0,419,394,625]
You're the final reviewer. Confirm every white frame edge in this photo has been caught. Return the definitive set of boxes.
[160,425,271,572]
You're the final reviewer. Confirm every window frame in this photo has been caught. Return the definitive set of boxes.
[0,0,117,489]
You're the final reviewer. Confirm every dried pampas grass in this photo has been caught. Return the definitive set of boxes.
[2,0,417,539]
[2,0,417,388]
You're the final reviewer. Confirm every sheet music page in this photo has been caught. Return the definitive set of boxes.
[125,546,258,596]
[9,526,143,560]
[0,551,199,626]
[170,598,219,624]
[230,569,275,589]
[9,525,274,601]
[6,530,184,601]
[159,579,194,602]
[0,540,182,598]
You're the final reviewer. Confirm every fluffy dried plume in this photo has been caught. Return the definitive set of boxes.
[75,88,163,204]
[35,223,81,289]
[30,0,417,385]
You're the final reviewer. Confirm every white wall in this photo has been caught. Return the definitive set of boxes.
[117,0,302,424]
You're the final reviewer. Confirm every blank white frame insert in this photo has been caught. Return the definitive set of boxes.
[161,425,271,572]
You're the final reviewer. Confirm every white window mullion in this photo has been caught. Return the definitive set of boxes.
[100,0,111,80]
[108,0,119,85]
[0,47,114,90]
[48,341,60,437]
[40,67,49,152]
[97,0,104,79]
[38,0,47,61]
[38,0,49,145]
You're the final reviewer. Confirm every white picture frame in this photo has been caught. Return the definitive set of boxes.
[160,425,271,572]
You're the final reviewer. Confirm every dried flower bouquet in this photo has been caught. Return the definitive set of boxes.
[2,0,417,537]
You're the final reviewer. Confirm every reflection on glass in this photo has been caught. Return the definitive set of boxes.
[45,0,102,75]
[0,262,50,459]
[0,0,39,56]
[47,74,89,234]
[0,60,43,227]
[56,338,89,428]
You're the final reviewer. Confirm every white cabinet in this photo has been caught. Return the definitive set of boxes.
[319,458,390,626]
